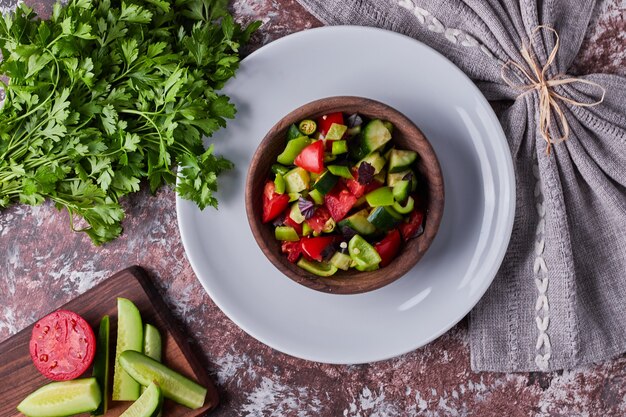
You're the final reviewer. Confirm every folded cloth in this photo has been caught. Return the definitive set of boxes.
[295,0,626,372]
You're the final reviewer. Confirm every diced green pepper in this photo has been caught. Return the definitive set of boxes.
[325,123,348,140]
[322,217,336,233]
[275,226,299,241]
[271,164,290,176]
[299,119,317,135]
[287,124,303,140]
[323,153,337,163]
[327,165,354,179]
[331,140,348,155]
[288,192,301,202]
[296,259,338,277]
[277,137,312,165]
[284,167,310,193]
[274,173,285,194]
[302,222,313,236]
[365,187,394,207]
[393,196,415,214]
[348,235,381,268]
[309,189,324,205]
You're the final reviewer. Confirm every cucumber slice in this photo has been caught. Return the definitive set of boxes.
[338,210,376,235]
[113,298,143,401]
[119,351,207,409]
[296,259,338,277]
[388,149,417,173]
[120,382,162,417]
[143,323,162,364]
[18,378,101,417]
[142,324,163,417]
[329,251,352,270]
[91,316,110,416]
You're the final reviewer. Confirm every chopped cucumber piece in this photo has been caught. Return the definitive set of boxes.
[338,210,376,235]
[113,298,143,401]
[388,149,418,173]
[277,137,311,165]
[392,180,410,202]
[284,167,310,193]
[325,123,348,140]
[120,351,207,410]
[365,186,395,207]
[296,259,338,277]
[348,235,382,268]
[274,173,285,195]
[373,170,387,184]
[288,192,301,202]
[309,189,324,205]
[120,382,162,417]
[290,202,306,224]
[275,226,299,241]
[271,164,289,176]
[367,206,402,231]
[298,119,317,135]
[393,196,415,214]
[352,119,392,159]
[312,170,338,195]
[331,140,348,155]
[287,124,303,140]
[91,316,110,416]
[357,152,386,174]
[18,378,102,417]
[346,125,361,137]
[327,165,353,179]
[382,120,394,134]
[329,251,352,271]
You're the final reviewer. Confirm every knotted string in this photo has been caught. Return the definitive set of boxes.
[501,25,606,154]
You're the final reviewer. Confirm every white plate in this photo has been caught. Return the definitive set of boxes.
[176,26,514,364]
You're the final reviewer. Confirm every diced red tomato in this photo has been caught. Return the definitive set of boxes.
[281,241,302,263]
[306,206,331,234]
[300,236,336,262]
[284,212,303,235]
[374,229,402,267]
[29,310,96,381]
[294,140,325,174]
[325,186,357,222]
[317,112,344,136]
[399,210,425,241]
[345,178,366,198]
[263,180,290,223]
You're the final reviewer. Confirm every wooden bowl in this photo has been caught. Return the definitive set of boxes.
[245,96,444,294]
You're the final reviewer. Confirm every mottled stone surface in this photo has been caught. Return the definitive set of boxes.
[1,0,626,415]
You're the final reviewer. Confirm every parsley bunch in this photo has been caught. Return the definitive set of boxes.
[0,0,259,244]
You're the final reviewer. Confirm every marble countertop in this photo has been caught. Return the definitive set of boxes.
[1,0,625,415]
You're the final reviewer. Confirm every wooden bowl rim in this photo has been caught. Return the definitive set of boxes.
[245,96,444,294]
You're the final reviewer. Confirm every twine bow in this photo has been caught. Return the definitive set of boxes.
[501,25,606,154]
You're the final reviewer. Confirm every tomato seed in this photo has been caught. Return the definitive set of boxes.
[39,354,48,362]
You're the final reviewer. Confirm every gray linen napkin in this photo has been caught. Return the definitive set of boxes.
[295,0,626,372]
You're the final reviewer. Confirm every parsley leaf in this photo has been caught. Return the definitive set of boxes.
[0,0,259,244]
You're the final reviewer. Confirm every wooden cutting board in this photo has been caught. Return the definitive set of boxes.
[0,266,219,417]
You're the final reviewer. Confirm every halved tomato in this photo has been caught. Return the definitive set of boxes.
[29,310,96,381]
